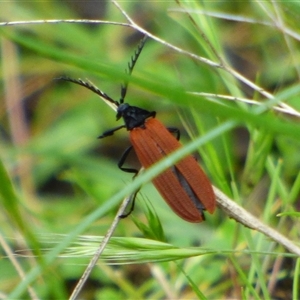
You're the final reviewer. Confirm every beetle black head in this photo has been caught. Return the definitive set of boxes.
[117,103,156,130]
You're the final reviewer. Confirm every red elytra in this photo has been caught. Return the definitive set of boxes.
[130,118,215,222]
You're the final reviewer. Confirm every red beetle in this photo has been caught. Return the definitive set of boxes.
[61,37,215,222]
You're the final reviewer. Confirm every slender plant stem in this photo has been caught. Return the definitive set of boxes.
[69,189,140,300]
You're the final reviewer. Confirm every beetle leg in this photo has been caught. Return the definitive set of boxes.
[118,147,140,218]
[118,146,139,174]
[98,125,126,138]
[119,192,138,219]
[167,127,180,140]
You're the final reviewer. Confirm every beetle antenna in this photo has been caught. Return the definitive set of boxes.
[120,35,147,103]
[57,76,119,107]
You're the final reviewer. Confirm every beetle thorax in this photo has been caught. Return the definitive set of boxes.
[117,103,156,130]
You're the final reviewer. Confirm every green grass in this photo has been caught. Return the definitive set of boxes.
[1,1,300,299]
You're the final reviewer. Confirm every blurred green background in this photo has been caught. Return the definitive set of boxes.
[1,1,300,299]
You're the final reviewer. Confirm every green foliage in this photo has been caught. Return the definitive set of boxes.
[1,1,300,299]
